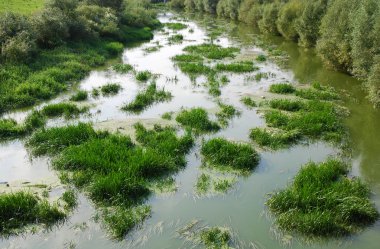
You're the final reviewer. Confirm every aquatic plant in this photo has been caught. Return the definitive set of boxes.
[112,63,134,73]
[256,54,267,62]
[135,70,152,82]
[168,34,184,43]
[241,96,257,108]
[161,112,174,120]
[177,62,213,75]
[295,88,339,101]
[250,128,300,149]
[216,61,258,72]
[61,189,77,210]
[196,173,212,194]
[100,83,122,96]
[201,138,259,172]
[122,82,172,113]
[166,22,187,30]
[216,103,240,126]
[69,90,88,102]
[200,227,231,248]
[267,159,379,237]
[41,103,88,119]
[269,83,296,94]
[172,54,203,62]
[0,191,66,236]
[176,108,220,133]
[184,43,239,60]
[0,119,27,139]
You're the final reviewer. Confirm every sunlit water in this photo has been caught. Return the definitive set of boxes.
[1,12,379,249]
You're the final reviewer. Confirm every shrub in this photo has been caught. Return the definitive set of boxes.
[217,0,241,20]
[176,108,220,133]
[259,2,281,35]
[201,138,259,171]
[276,0,304,41]
[267,159,379,237]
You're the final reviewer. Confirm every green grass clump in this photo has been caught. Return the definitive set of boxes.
[176,108,220,133]
[177,62,213,75]
[241,97,257,108]
[216,61,258,73]
[30,123,194,239]
[269,83,296,94]
[295,88,339,101]
[184,44,239,60]
[196,173,211,194]
[70,90,88,102]
[168,34,184,43]
[256,55,267,62]
[161,112,174,120]
[172,54,203,63]
[201,138,259,172]
[27,123,98,155]
[135,70,152,82]
[61,190,77,210]
[200,227,231,248]
[122,82,172,113]
[24,110,46,131]
[112,64,134,74]
[250,128,300,149]
[0,191,66,236]
[0,119,27,139]
[267,159,379,237]
[166,22,187,30]
[100,83,122,96]
[41,103,88,119]
[216,103,240,126]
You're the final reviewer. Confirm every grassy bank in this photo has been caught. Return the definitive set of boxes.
[0,0,158,115]
[171,0,380,107]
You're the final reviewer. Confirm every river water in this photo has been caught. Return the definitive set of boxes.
[0,12,379,249]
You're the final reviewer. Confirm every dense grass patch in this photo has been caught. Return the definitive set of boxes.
[201,138,259,172]
[100,83,122,96]
[177,62,213,75]
[200,227,231,248]
[165,22,187,30]
[168,34,184,43]
[250,128,300,150]
[216,61,258,72]
[28,123,194,239]
[216,103,240,126]
[183,44,239,60]
[41,103,88,119]
[135,70,152,82]
[112,64,134,74]
[172,54,203,63]
[241,97,257,108]
[176,108,220,133]
[27,123,99,155]
[269,83,296,94]
[0,191,66,236]
[122,82,172,113]
[0,0,44,15]
[267,159,379,237]
[70,90,88,102]
[295,88,339,101]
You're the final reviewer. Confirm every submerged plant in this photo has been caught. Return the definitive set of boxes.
[267,159,379,237]
[216,103,240,126]
[122,82,172,113]
[200,227,231,248]
[176,108,220,133]
[201,138,259,172]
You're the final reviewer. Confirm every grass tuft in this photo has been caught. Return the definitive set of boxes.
[135,70,152,82]
[269,83,296,94]
[241,97,257,108]
[216,103,240,126]
[250,128,300,149]
[176,108,220,133]
[200,227,231,248]
[122,82,172,113]
[216,61,258,73]
[184,44,239,60]
[201,138,259,172]
[165,22,187,30]
[267,159,379,237]
[41,103,88,119]
[70,90,88,102]
[112,64,134,74]
[172,54,203,63]
[100,83,122,96]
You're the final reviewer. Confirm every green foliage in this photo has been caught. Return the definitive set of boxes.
[165,22,187,30]
[184,43,239,59]
[0,0,45,15]
[259,2,281,35]
[267,159,379,237]
[216,61,258,72]
[41,103,88,119]
[256,54,266,62]
[269,83,296,94]
[250,128,300,149]
[176,108,220,133]
[0,119,27,139]
[100,83,122,96]
[0,191,66,236]
[172,54,203,62]
[177,62,213,75]
[168,34,184,43]
[61,189,77,210]
[201,138,259,171]
[217,0,241,20]
[241,96,256,108]
[112,63,134,73]
[196,173,211,194]
[216,102,240,125]
[276,0,304,41]
[70,90,88,101]
[135,70,152,82]
[200,227,231,248]
[122,82,172,113]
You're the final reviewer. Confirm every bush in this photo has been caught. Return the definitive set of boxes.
[217,0,241,20]
[259,2,281,35]
[33,7,70,48]
[276,0,304,41]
